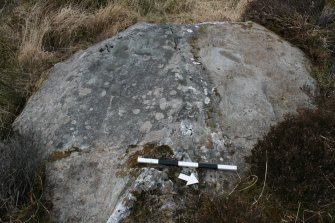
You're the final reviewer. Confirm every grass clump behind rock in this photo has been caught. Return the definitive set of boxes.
[0,17,24,138]
[0,132,50,222]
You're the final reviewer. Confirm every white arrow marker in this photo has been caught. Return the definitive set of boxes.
[178,173,199,186]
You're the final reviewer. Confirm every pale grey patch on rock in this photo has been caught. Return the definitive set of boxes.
[155,112,165,120]
[118,109,126,117]
[132,109,140,114]
[159,98,168,110]
[204,97,210,104]
[79,88,92,96]
[169,90,177,95]
[101,90,107,97]
[140,121,152,133]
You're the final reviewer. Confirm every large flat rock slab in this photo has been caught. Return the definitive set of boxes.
[14,22,316,222]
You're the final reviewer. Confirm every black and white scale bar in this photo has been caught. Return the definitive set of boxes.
[137,157,237,171]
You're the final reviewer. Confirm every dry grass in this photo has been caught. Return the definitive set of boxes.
[12,0,247,90]
[0,16,24,137]
[17,1,137,91]
[0,0,249,97]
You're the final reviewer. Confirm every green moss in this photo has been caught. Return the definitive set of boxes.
[48,146,81,162]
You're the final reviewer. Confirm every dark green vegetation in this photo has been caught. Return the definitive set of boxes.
[248,108,335,222]
[251,108,335,204]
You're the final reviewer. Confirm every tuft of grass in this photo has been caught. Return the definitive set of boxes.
[41,3,136,51]
[10,164,52,223]
[129,0,195,16]
[0,22,24,138]
[0,132,51,222]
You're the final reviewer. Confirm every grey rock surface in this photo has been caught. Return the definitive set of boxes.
[107,168,175,223]
[14,22,316,222]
